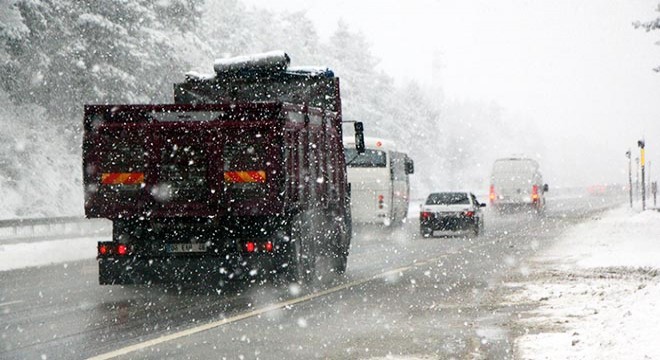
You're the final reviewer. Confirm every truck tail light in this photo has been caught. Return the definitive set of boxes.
[264,241,274,253]
[378,194,384,209]
[243,241,274,254]
[532,185,539,201]
[489,185,496,203]
[116,244,128,256]
[98,242,130,257]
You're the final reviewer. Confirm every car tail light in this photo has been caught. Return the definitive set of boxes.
[463,211,475,217]
[489,185,496,202]
[99,244,109,256]
[245,241,256,253]
[532,185,539,201]
[420,211,432,220]
[378,194,384,209]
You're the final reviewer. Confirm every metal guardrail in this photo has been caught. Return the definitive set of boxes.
[0,216,111,245]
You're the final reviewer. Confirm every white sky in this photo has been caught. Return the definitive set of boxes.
[245,0,660,187]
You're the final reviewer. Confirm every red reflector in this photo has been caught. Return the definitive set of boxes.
[265,241,274,252]
[245,241,256,253]
[99,244,109,256]
[116,244,128,256]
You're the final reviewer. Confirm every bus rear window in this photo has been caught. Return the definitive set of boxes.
[345,149,386,168]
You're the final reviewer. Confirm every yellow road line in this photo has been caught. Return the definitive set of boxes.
[88,254,450,360]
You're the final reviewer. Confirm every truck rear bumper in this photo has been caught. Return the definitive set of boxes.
[98,254,278,285]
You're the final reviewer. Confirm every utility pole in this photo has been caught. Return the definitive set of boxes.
[626,150,633,208]
[639,140,646,211]
[635,157,640,200]
[648,161,652,198]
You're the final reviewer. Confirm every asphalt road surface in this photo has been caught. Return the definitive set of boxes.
[0,190,625,359]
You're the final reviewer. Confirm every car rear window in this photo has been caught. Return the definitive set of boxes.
[426,193,469,205]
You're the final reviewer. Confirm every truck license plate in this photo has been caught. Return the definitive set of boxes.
[167,243,207,253]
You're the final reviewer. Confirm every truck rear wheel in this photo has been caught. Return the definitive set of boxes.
[282,213,315,285]
[332,219,350,275]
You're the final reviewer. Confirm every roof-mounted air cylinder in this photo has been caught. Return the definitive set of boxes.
[213,51,291,74]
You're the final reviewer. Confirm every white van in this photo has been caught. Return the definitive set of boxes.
[343,137,414,226]
[489,157,548,213]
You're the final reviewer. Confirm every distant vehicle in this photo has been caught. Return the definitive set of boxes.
[420,192,485,237]
[83,51,364,285]
[489,157,548,213]
[343,137,414,226]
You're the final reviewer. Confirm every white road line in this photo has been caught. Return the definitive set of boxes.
[0,300,24,307]
[87,254,451,360]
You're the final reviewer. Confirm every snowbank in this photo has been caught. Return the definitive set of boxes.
[507,207,660,359]
[0,236,103,271]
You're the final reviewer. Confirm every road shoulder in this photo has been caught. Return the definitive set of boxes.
[502,206,660,359]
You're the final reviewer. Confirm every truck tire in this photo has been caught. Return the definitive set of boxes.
[332,218,350,275]
[283,213,315,285]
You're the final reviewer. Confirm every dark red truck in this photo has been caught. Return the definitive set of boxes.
[83,52,364,285]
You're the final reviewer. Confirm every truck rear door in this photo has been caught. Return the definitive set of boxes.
[84,104,284,218]
[220,127,283,216]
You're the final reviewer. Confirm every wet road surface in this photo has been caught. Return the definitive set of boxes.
[0,191,624,359]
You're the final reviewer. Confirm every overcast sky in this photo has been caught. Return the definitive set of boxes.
[245,0,660,187]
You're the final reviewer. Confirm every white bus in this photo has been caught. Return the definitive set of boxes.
[343,137,414,226]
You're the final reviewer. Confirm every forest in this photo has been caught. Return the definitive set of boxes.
[0,0,539,218]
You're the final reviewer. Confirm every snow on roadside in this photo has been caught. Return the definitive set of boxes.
[506,206,660,359]
[0,237,104,271]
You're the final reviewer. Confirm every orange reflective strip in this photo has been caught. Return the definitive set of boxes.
[124,173,145,184]
[224,172,244,183]
[247,171,266,182]
[224,171,267,183]
[101,173,145,185]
